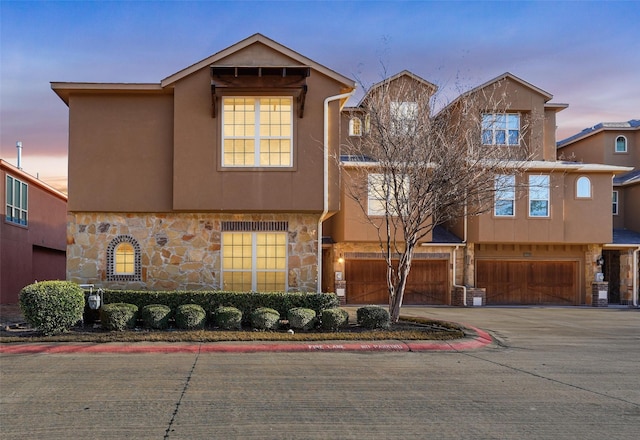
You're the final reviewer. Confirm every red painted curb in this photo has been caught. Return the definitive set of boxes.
[0,326,492,355]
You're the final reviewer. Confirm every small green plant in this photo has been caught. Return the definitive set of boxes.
[212,306,243,330]
[101,303,139,331]
[140,304,172,330]
[19,281,85,336]
[357,305,390,329]
[320,307,349,331]
[287,307,317,331]
[250,307,280,330]
[175,304,206,330]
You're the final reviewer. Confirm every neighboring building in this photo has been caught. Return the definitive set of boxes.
[53,34,356,293]
[324,71,631,306]
[1,159,68,304]
[557,120,640,305]
[52,34,633,306]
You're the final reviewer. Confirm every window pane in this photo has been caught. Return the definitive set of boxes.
[530,200,549,217]
[482,130,493,145]
[508,130,519,145]
[495,130,506,144]
[6,176,13,204]
[576,177,591,198]
[495,200,514,216]
[115,243,135,274]
[615,136,626,152]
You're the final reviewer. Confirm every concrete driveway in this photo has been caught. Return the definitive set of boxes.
[1,307,638,439]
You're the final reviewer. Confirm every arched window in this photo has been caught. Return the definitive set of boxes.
[615,136,627,153]
[576,176,591,198]
[349,117,362,136]
[107,235,141,281]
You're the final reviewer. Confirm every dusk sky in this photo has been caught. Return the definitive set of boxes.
[1,0,639,193]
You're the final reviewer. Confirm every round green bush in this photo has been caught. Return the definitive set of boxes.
[287,307,317,331]
[141,304,172,330]
[250,307,280,330]
[100,303,139,331]
[357,305,390,329]
[19,281,85,335]
[320,307,349,331]
[213,306,243,330]
[175,304,206,330]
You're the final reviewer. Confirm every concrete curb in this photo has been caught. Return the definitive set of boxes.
[0,325,492,355]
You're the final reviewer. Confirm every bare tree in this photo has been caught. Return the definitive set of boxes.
[342,73,533,322]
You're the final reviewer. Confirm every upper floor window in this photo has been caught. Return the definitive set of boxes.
[576,176,591,198]
[390,101,418,135]
[615,135,627,153]
[107,235,141,281]
[494,174,515,217]
[367,173,409,216]
[482,113,520,146]
[612,191,619,215]
[5,175,28,226]
[529,174,550,217]
[222,232,287,292]
[349,117,362,136]
[222,97,292,167]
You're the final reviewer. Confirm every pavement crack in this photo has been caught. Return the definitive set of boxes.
[164,345,201,439]
[461,351,640,407]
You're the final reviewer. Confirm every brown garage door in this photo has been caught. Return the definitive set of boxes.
[476,260,578,305]
[345,259,449,305]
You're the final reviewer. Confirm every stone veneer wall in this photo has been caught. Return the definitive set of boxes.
[67,212,319,292]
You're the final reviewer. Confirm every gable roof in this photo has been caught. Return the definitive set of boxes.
[160,33,355,89]
[437,72,565,117]
[557,119,640,148]
[352,70,437,107]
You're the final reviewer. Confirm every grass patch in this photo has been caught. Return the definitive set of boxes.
[0,316,465,344]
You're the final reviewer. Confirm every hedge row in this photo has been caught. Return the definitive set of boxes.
[100,290,339,324]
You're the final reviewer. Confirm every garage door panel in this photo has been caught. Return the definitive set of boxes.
[346,259,448,305]
[477,260,578,305]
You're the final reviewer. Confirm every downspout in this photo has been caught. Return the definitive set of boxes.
[452,203,469,306]
[318,91,355,293]
[634,246,640,307]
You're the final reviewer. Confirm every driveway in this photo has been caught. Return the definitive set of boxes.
[1,307,638,439]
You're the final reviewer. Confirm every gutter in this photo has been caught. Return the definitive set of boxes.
[318,91,355,292]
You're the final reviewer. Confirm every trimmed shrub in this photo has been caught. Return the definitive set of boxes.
[320,307,349,331]
[100,303,139,331]
[100,290,339,321]
[212,306,242,330]
[140,304,172,330]
[287,307,317,331]
[250,307,280,330]
[19,281,85,335]
[357,305,390,329]
[175,304,206,330]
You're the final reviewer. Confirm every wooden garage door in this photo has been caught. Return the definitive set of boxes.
[476,260,578,305]
[345,259,449,305]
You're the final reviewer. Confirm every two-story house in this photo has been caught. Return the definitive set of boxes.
[557,120,639,305]
[326,71,630,306]
[1,158,68,304]
[53,34,631,307]
[53,34,355,293]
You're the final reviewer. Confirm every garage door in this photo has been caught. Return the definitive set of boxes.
[476,260,578,305]
[345,259,449,305]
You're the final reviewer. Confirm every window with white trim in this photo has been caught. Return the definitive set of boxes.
[222,97,292,167]
[529,174,550,217]
[576,176,591,198]
[367,173,409,216]
[612,190,619,215]
[482,113,520,146]
[494,174,515,217]
[390,101,418,135]
[222,232,287,292]
[5,175,28,226]
[615,135,627,153]
[349,117,362,136]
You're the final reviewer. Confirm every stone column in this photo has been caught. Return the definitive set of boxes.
[591,281,609,307]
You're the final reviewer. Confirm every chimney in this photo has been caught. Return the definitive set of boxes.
[16,141,23,169]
